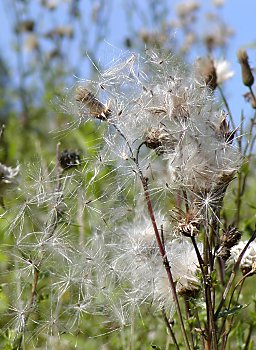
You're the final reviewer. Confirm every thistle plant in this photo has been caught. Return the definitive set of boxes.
[2,49,256,350]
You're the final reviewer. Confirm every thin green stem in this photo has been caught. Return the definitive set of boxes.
[218,86,235,131]
[162,309,180,350]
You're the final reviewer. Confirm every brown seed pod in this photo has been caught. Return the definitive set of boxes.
[75,86,111,120]
[196,57,217,90]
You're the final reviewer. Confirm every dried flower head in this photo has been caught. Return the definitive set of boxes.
[211,111,236,143]
[203,24,233,51]
[139,29,167,47]
[41,0,58,10]
[212,0,225,6]
[59,150,81,170]
[243,91,256,109]
[170,207,202,237]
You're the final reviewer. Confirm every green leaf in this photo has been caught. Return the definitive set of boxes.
[217,304,247,319]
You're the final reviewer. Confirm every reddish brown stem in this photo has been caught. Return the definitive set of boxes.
[140,175,191,350]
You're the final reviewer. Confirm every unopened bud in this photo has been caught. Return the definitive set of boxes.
[237,49,254,87]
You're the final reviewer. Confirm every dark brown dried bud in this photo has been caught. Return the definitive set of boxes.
[44,26,74,39]
[204,35,216,52]
[59,150,81,170]
[218,226,241,261]
[237,49,254,87]
[221,226,242,248]
[124,37,132,48]
[75,86,111,120]
[218,246,231,261]
[177,286,200,299]
[16,20,35,33]
[196,57,217,90]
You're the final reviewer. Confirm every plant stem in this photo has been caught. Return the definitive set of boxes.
[109,118,191,349]
[191,236,217,349]
[184,298,195,350]
[140,175,191,350]
[244,324,253,350]
[162,309,180,350]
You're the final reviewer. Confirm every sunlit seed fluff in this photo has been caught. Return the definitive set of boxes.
[0,163,19,207]
[167,105,241,195]
[156,238,202,305]
[229,240,256,275]
[0,163,20,192]
[65,51,241,195]
[214,59,234,85]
